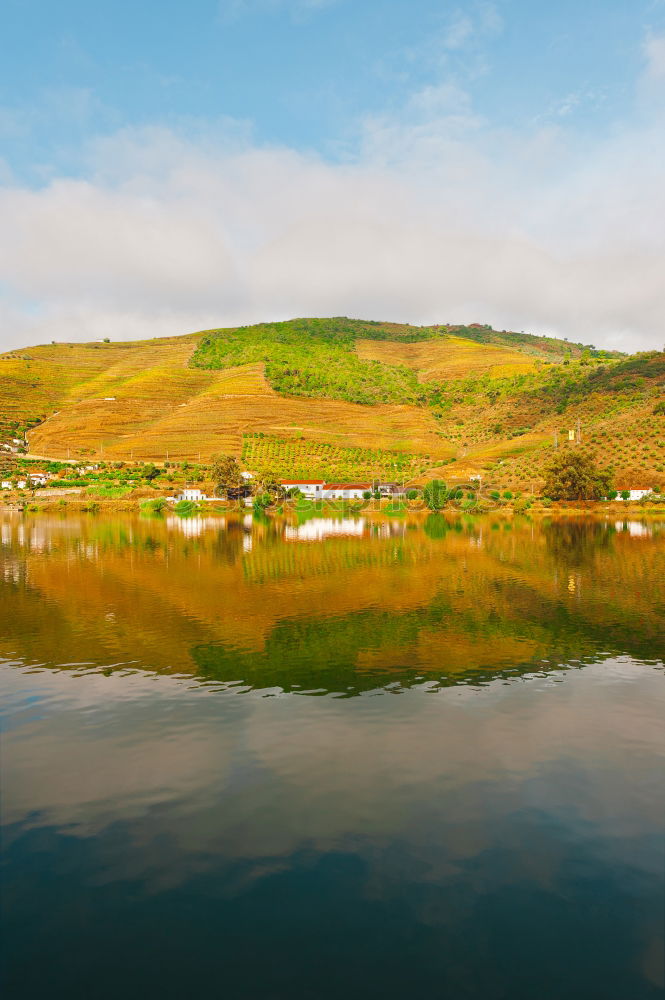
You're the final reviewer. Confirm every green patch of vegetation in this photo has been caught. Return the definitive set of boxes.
[141,498,167,514]
[241,433,434,480]
[192,319,425,405]
[191,317,594,408]
[87,485,132,498]
[174,499,197,515]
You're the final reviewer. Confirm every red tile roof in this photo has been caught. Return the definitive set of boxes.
[323,483,372,490]
[280,479,325,485]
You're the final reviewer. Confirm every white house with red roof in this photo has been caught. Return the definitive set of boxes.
[280,479,325,499]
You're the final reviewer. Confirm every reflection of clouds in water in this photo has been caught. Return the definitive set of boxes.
[2,659,663,899]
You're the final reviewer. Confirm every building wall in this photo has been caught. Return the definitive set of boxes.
[282,483,324,498]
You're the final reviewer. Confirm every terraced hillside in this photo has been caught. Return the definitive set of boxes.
[1,317,663,490]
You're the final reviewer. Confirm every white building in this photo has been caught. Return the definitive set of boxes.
[1,481,12,489]
[321,483,371,500]
[177,488,208,502]
[280,479,325,499]
[613,489,652,501]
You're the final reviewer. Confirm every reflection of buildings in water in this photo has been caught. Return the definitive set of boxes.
[2,558,22,584]
[615,521,651,537]
[243,534,253,553]
[284,518,408,542]
[285,518,367,541]
[165,516,223,538]
[1,521,52,553]
[374,520,407,539]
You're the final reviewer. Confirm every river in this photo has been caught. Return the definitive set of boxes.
[1,511,663,999]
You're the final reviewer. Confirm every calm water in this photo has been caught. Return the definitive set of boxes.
[1,511,664,1000]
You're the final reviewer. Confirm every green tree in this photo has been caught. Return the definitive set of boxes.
[252,469,285,505]
[542,452,612,501]
[211,453,243,493]
[423,479,447,510]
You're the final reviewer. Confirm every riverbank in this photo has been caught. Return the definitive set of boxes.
[2,492,665,519]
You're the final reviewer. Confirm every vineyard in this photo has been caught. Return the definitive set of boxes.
[0,317,663,493]
[241,433,436,481]
[355,336,538,382]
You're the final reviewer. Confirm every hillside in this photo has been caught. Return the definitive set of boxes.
[1,318,663,491]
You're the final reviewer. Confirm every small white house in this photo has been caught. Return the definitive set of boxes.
[280,479,325,499]
[1,480,12,490]
[321,483,372,500]
[178,488,207,502]
[614,489,651,502]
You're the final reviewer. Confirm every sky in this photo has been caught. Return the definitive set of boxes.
[1,0,664,352]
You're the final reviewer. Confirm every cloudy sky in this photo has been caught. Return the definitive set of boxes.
[1,0,664,352]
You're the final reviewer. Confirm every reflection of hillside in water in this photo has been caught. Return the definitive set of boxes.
[1,514,663,694]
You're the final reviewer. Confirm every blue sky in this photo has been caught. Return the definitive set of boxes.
[1,0,664,350]
[2,0,660,174]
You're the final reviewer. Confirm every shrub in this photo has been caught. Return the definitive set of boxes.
[174,499,196,515]
[141,498,166,514]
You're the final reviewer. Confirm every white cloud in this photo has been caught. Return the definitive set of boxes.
[1,40,664,354]
[644,33,665,80]
[440,13,475,51]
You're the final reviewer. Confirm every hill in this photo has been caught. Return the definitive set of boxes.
[1,317,663,491]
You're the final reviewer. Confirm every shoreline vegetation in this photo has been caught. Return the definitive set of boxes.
[3,493,665,519]
[2,455,664,518]
[3,446,665,518]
